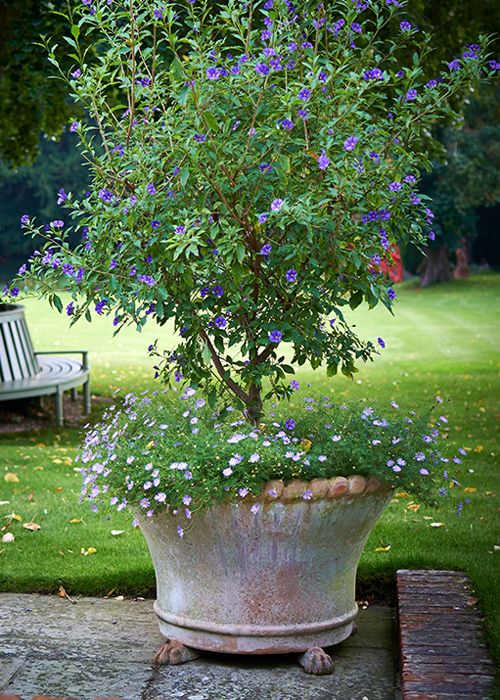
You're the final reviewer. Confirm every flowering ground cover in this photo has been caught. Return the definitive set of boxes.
[0,273,498,662]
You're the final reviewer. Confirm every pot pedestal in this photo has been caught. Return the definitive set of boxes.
[139,484,392,663]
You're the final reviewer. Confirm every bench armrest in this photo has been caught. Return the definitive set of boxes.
[34,350,89,370]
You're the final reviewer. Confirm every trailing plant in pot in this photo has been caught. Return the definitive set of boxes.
[12,0,492,675]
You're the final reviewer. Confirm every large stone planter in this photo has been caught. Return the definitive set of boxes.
[139,479,392,656]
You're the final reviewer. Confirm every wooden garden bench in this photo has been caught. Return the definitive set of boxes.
[0,304,90,427]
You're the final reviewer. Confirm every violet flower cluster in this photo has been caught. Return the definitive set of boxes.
[78,386,470,537]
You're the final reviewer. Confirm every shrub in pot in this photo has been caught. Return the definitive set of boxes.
[11,0,492,674]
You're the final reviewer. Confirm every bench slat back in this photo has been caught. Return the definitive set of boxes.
[0,305,40,382]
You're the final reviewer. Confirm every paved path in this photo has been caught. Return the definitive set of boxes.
[0,594,399,700]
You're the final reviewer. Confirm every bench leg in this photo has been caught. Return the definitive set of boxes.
[83,380,91,416]
[55,388,64,427]
[71,387,78,402]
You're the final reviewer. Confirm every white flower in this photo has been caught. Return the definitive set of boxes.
[331,435,342,442]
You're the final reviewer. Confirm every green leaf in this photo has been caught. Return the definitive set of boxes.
[180,165,189,187]
[349,291,363,310]
[204,112,219,132]
[53,295,63,313]
[71,25,80,40]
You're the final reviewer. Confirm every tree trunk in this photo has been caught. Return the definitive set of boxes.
[453,244,469,279]
[419,246,452,287]
[245,383,263,425]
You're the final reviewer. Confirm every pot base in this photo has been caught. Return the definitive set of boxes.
[154,600,356,654]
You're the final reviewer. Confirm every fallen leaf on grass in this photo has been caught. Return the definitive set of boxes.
[3,513,22,522]
[52,458,62,464]
[1,533,15,543]
[474,445,484,453]
[0,501,10,506]
[111,530,125,536]
[485,491,496,497]
[464,487,477,494]
[54,487,63,493]
[430,522,446,527]
[27,493,35,503]
[374,545,391,552]
[81,546,97,556]
[23,522,41,532]
[467,597,479,606]
[114,595,125,601]
[146,440,155,450]
[4,473,19,484]
[68,518,83,524]
[395,492,411,498]
[406,503,421,512]
[35,443,45,448]
[34,466,44,471]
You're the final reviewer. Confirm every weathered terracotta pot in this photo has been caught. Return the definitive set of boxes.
[139,479,392,655]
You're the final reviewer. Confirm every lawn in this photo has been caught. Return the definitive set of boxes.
[1,273,499,664]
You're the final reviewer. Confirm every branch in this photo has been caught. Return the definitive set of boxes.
[199,329,250,405]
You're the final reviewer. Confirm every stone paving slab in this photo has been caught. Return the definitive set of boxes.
[0,594,399,700]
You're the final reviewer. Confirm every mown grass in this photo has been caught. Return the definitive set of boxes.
[0,273,499,665]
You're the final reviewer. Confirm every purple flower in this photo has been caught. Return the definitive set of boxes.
[377,337,385,348]
[298,88,311,100]
[387,288,396,301]
[71,68,82,79]
[415,452,425,462]
[18,264,27,275]
[285,268,298,283]
[285,419,295,431]
[281,118,294,131]
[363,68,383,81]
[174,225,185,235]
[20,214,30,225]
[206,66,221,80]
[290,380,300,391]
[212,285,224,298]
[95,299,107,315]
[388,181,402,192]
[151,220,160,229]
[400,21,412,31]
[255,62,270,76]
[258,213,268,224]
[298,109,309,120]
[98,188,113,203]
[405,89,418,102]
[318,151,330,170]
[70,121,79,132]
[10,288,19,297]
[194,133,207,142]
[271,198,284,212]
[426,79,438,89]
[259,162,272,173]
[260,243,272,255]
[343,136,358,151]
[428,230,436,241]
[268,329,283,343]
[448,58,460,71]
[147,183,156,195]
[50,220,64,228]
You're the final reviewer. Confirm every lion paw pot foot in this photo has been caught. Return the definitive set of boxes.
[298,647,334,675]
[154,639,200,665]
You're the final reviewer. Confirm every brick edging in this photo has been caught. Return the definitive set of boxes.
[397,569,496,699]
